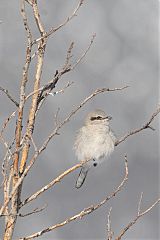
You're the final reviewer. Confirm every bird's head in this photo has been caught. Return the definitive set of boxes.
[85,109,112,126]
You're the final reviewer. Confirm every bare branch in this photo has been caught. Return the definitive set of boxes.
[0,111,16,188]
[107,207,114,240]
[33,0,85,44]
[71,33,96,70]
[13,0,33,174]
[137,192,143,216]
[32,0,45,35]
[115,105,160,146]
[1,139,12,188]
[53,108,60,127]
[0,86,19,107]
[21,0,33,45]
[27,81,73,100]
[0,111,16,138]
[0,115,15,188]
[63,42,74,70]
[19,0,47,175]
[1,204,47,218]
[18,204,47,217]
[50,81,74,96]
[19,157,128,240]
[31,34,95,112]
[115,197,160,240]
[30,136,38,153]
[20,160,88,207]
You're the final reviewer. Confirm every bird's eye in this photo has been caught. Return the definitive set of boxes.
[96,116,102,120]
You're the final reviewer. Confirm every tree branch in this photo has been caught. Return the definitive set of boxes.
[35,34,96,108]
[115,105,160,146]
[19,157,128,240]
[13,0,33,174]
[19,0,47,174]
[1,204,47,218]
[71,33,96,70]
[115,196,160,240]
[0,86,19,107]
[20,161,87,207]
[33,0,85,44]
[106,207,113,240]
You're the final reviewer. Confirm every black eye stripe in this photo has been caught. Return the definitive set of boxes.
[90,116,103,121]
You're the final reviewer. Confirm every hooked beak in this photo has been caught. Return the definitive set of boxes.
[106,116,112,121]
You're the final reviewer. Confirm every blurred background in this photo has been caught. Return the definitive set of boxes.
[0,0,159,239]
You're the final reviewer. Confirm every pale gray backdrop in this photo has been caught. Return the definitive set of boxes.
[0,0,159,239]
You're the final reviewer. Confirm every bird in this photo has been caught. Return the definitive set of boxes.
[74,109,116,188]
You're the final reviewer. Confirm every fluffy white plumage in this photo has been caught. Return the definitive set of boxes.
[74,109,116,188]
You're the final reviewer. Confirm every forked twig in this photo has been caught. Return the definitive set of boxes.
[33,0,85,44]
[115,105,160,146]
[115,196,160,240]
[26,34,96,104]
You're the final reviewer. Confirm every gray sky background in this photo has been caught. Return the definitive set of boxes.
[0,0,159,239]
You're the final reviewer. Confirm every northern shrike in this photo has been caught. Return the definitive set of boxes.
[74,109,116,188]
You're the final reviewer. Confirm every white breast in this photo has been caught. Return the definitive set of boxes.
[74,124,116,162]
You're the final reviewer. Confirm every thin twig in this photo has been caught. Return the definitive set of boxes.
[63,42,74,70]
[30,136,38,153]
[26,82,73,100]
[71,33,96,70]
[54,108,60,127]
[19,204,47,217]
[33,0,85,44]
[19,157,128,240]
[115,197,160,240]
[1,204,47,218]
[27,34,95,105]
[0,111,16,138]
[48,81,74,96]
[0,86,19,107]
[137,192,143,216]
[33,34,94,95]
[107,207,113,240]
[115,105,160,146]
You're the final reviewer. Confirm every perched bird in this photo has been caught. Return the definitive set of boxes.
[74,109,116,188]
